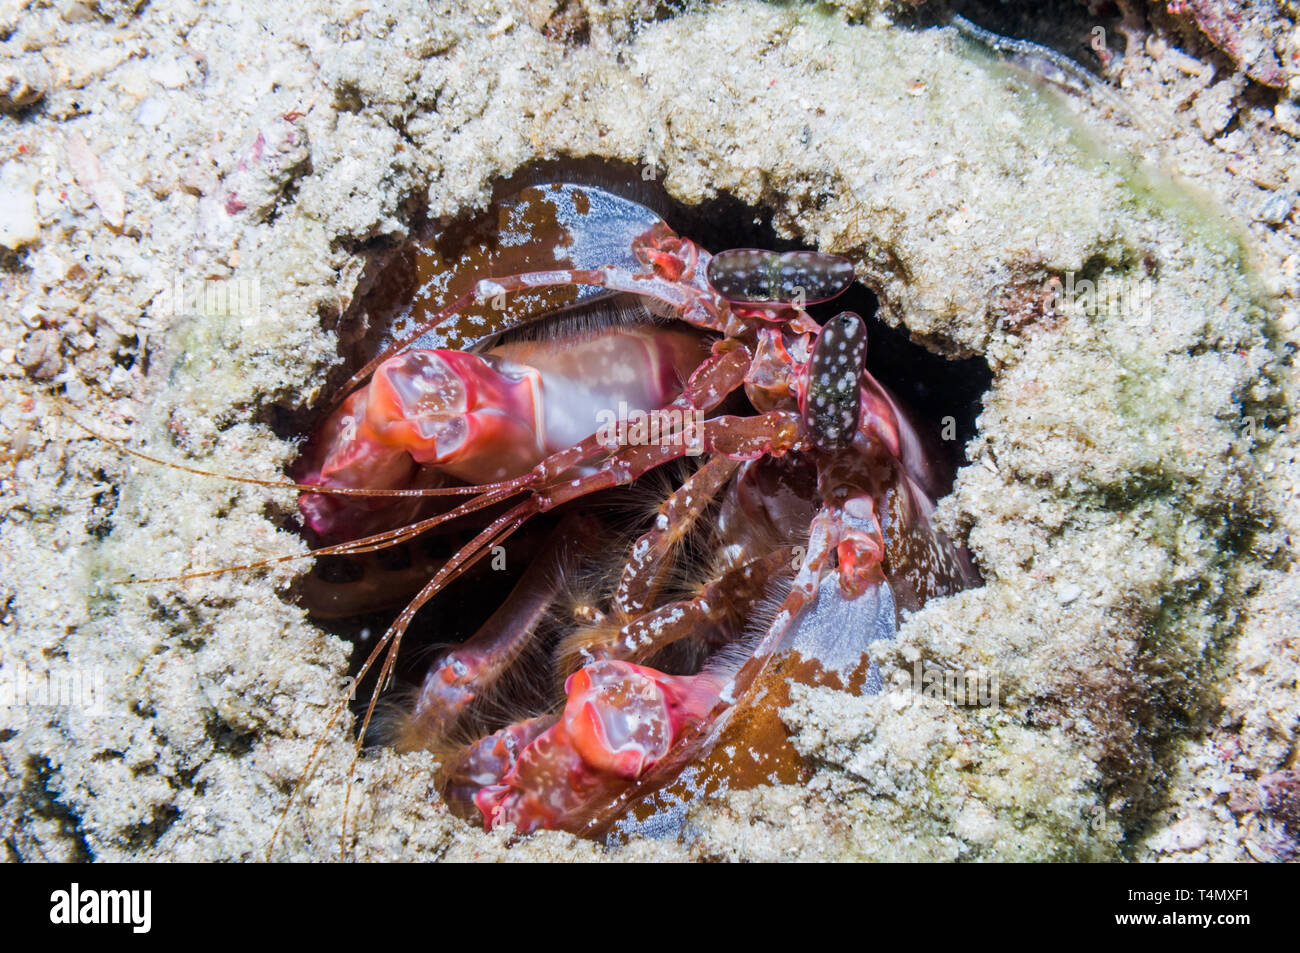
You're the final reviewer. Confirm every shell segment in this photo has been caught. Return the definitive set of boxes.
[377,183,670,357]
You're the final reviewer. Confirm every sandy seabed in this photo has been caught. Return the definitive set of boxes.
[1,0,1298,861]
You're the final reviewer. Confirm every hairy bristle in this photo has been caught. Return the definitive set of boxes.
[476,292,663,350]
[739,576,795,648]
[553,617,626,677]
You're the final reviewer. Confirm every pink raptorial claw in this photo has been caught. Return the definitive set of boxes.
[297,325,710,539]
[296,387,422,538]
[473,661,720,833]
[364,349,545,484]
[295,349,544,537]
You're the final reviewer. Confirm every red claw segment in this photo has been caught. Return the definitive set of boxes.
[473,661,720,833]
[296,387,422,539]
[440,716,555,817]
[297,349,543,537]
[365,349,544,484]
[563,662,704,778]
[634,234,692,282]
[298,325,711,539]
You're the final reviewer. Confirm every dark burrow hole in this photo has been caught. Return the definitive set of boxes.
[268,158,991,754]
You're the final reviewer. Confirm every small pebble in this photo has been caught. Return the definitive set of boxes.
[1057,583,1083,605]
[487,14,515,37]
[66,132,126,229]
[0,163,40,249]
[1194,76,1244,140]
[148,58,191,89]
[1170,817,1209,851]
[17,330,62,381]
[107,365,133,397]
[63,376,89,404]
[135,97,168,127]
[58,0,97,23]
[1258,191,1295,226]
[18,301,43,329]
[0,58,49,113]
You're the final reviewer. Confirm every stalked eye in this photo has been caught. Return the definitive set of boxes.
[803,311,868,450]
[706,249,855,306]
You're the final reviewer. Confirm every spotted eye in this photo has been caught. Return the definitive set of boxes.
[803,311,868,450]
[706,249,855,306]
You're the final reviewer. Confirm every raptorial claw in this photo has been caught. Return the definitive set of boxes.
[297,324,710,538]
[365,349,545,484]
[468,661,721,834]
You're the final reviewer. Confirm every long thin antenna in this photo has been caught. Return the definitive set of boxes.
[56,399,478,499]
[946,10,1174,153]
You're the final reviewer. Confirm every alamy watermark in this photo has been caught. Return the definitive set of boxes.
[1050,271,1154,324]
[167,275,262,323]
[0,661,107,717]
[912,659,999,709]
[595,401,705,455]
[50,883,151,933]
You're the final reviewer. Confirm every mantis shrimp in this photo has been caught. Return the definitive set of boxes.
[283,180,980,841]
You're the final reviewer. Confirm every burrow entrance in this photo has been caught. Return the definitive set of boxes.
[271,159,992,760]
